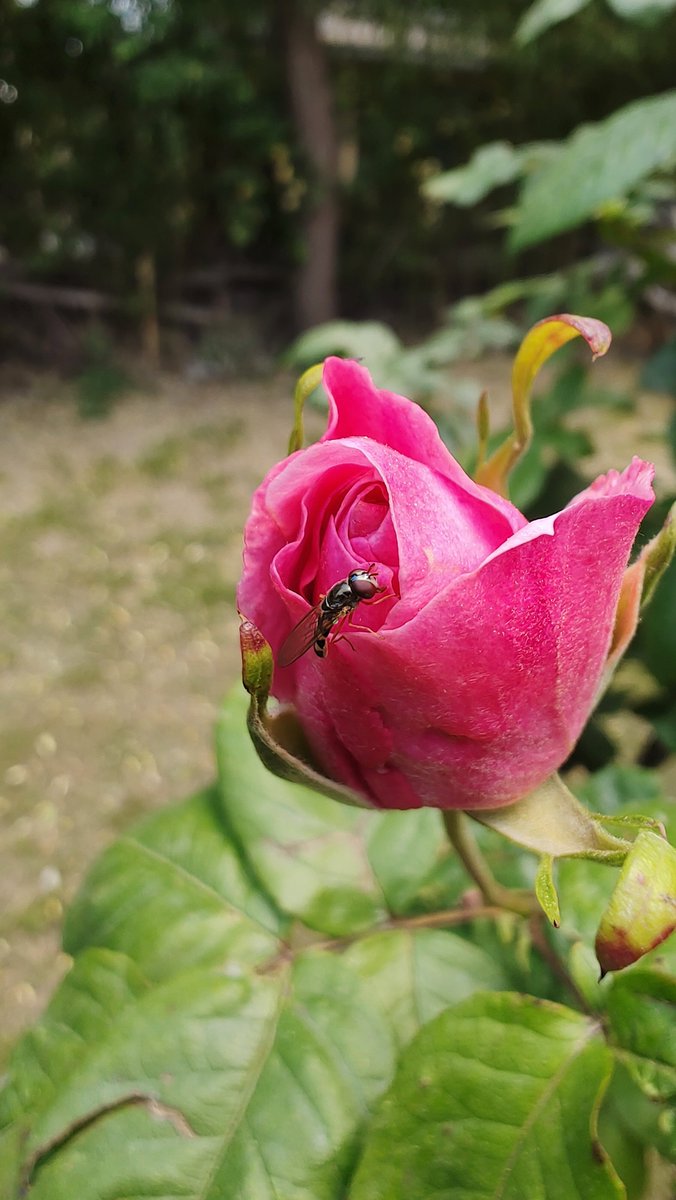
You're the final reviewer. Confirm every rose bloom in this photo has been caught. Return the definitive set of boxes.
[238,358,654,811]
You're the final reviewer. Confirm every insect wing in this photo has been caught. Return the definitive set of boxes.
[277,605,323,667]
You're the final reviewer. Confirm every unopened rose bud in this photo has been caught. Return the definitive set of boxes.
[595,830,676,975]
[239,342,654,813]
[238,616,370,809]
[239,617,273,699]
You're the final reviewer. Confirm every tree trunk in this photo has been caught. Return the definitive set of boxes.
[280,0,339,329]
[135,251,160,367]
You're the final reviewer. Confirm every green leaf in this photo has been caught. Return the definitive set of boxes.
[63,785,283,979]
[607,967,676,1098]
[217,690,386,936]
[286,319,402,373]
[366,809,445,913]
[342,929,510,1046]
[1,952,394,1199]
[597,1072,648,1200]
[0,949,149,1132]
[423,142,528,205]
[0,1124,24,1200]
[285,321,446,403]
[512,90,676,249]
[604,1061,676,1167]
[609,0,676,18]
[351,992,623,1199]
[577,765,667,817]
[515,0,591,46]
[423,141,560,207]
[607,969,676,1161]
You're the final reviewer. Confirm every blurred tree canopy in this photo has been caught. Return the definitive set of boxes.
[1,0,676,350]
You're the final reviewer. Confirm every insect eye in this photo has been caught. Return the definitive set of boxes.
[350,572,378,598]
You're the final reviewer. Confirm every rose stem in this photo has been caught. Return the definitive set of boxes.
[528,914,591,1013]
[442,810,535,917]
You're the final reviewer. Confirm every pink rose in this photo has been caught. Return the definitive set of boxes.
[238,358,654,811]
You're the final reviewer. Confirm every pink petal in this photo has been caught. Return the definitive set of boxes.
[322,357,526,535]
[239,432,522,687]
[341,436,519,622]
[296,458,654,810]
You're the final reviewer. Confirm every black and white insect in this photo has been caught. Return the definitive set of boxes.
[278,566,384,667]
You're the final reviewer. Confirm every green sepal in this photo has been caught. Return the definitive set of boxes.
[640,499,676,610]
[473,772,630,862]
[288,362,324,454]
[589,811,667,837]
[475,314,611,495]
[239,618,373,810]
[535,854,561,927]
[239,617,273,698]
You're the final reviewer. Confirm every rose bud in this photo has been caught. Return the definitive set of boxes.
[238,356,654,812]
[595,830,676,974]
[239,616,274,698]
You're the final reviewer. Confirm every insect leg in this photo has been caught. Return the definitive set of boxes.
[324,608,358,655]
[364,591,389,608]
[330,632,358,653]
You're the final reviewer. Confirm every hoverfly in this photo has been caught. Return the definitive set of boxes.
[278,565,384,667]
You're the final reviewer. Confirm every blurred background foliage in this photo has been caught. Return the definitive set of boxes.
[2,0,676,351]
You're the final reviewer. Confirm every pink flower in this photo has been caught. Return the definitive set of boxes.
[238,358,654,811]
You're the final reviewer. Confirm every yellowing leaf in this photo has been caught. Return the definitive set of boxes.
[476,314,611,496]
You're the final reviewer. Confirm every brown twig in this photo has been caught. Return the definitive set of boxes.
[528,913,592,1013]
[294,904,506,956]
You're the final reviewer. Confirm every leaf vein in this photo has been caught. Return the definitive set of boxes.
[119,836,275,937]
[492,1021,601,1200]
[195,969,291,1200]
